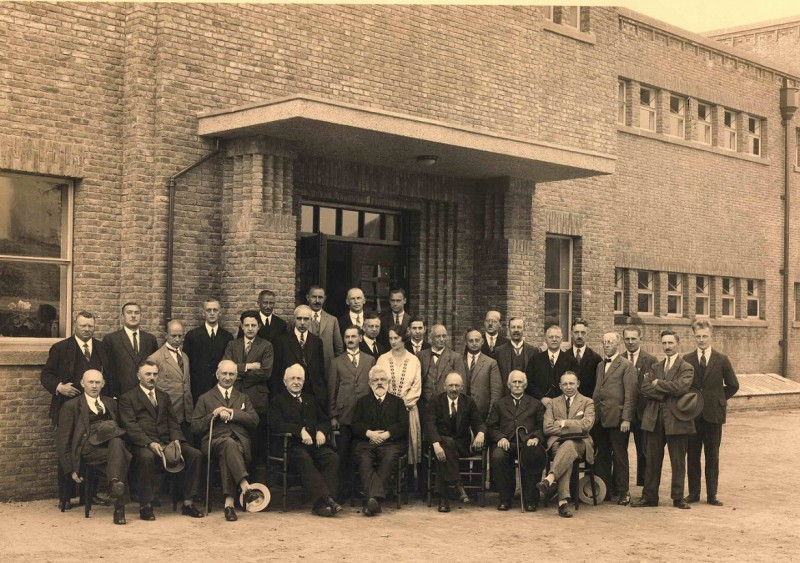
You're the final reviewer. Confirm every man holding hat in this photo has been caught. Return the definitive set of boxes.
[119,360,204,520]
[632,330,700,509]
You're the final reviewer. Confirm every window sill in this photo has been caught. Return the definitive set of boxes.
[794,165,800,174]
[543,21,596,45]
[615,315,768,328]
[618,126,769,165]
[0,339,56,365]
[793,321,800,328]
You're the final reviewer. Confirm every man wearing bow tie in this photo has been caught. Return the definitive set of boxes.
[102,302,158,397]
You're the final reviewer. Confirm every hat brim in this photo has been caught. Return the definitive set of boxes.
[578,475,607,505]
[670,391,705,422]
[239,483,270,512]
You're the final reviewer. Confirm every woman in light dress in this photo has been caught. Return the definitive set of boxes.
[375,324,422,465]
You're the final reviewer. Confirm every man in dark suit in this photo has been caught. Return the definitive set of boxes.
[303,285,344,375]
[379,288,411,348]
[683,319,739,506]
[424,373,486,512]
[328,325,375,499]
[41,310,111,509]
[623,326,658,487]
[487,370,548,512]
[237,289,288,343]
[464,328,502,421]
[419,324,467,406]
[632,330,696,509]
[405,316,431,356]
[539,371,595,518]
[56,369,132,524]
[147,320,193,439]
[118,360,203,520]
[525,324,579,400]
[183,298,234,404]
[592,332,638,505]
[268,364,342,517]
[191,360,260,521]
[360,313,387,359]
[494,317,539,393]
[272,305,327,411]
[223,311,274,472]
[102,302,158,397]
[481,310,509,357]
[351,366,409,516]
[565,318,603,399]
[338,287,367,340]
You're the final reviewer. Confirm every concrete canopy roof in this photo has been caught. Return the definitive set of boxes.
[197,95,616,183]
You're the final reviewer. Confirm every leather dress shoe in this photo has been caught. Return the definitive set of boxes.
[673,498,691,509]
[182,504,204,518]
[363,497,381,516]
[243,488,260,506]
[631,498,658,507]
[438,497,451,513]
[113,505,126,525]
[109,479,125,500]
[58,499,72,511]
[496,500,511,511]
[683,494,700,503]
[558,503,573,518]
[325,496,343,515]
[139,506,156,521]
[524,502,537,512]
[92,495,110,506]
[617,492,631,506]
[707,497,724,506]
[456,484,470,504]
[536,479,555,499]
[224,506,238,521]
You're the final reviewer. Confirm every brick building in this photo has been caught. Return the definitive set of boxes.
[1,4,799,500]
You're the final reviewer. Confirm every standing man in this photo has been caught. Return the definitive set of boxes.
[273,305,327,411]
[102,302,158,397]
[147,320,193,439]
[379,288,411,347]
[304,285,344,375]
[479,310,508,358]
[683,319,739,506]
[328,325,375,499]
[622,326,657,487]
[592,332,638,505]
[525,325,578,401]
[565,318,603,399]
[494,317,539,392]
[360,313,387,360]
[41,310,110,510]
[405,316,430,356]
[238,290,288,343]
[183,298,234,404]
[419,324,467,405]
[632,330,697,509]
[464,329,503,421]
[338,287,367,340]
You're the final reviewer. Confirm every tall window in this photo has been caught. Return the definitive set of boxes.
[666,273,683,316]
[545,236,572,337]
[300,204,401,242]
[639,87,656,132]
[561,6,580,28]
[614,268,624,314]
[746,116,761,156]
[746,280,759,318]
[637,271,654,315]
[0,173,72,339]
[697,103,712,145]
[618,81,627,125]
[722,109,737,151]
[668,95,686,139]
[695,275,709,317]
[721,277,736,317]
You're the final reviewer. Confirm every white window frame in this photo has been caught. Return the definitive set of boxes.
[668,95,686,139]
[637,271,654,315]
[746,279,759,318]
[666,273,683,316]
[697,103,712,145]
[639,87,656,132]
[618,80,627,126]
[561,6,581,29]
[722,109,737,151]
[695,275,710,317]
[614,268,624,314]
[721,277,736,318]
[746,115,761,156]
[544,235,573,338]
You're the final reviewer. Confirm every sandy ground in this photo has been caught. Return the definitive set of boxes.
[1,410,798,562]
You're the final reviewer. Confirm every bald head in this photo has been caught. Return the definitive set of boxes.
[81,369,105,399]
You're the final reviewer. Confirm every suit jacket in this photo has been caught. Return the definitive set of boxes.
[424,392,486,448]
[566,346,603,398]
[337,310,372,341]
[268,390,331,447]
[486,393,545,445]
[640,356,695,436]
[289,309,344,376]
[102,329,158,397]
[118,386,185,447]
[328,351,375,425]
[148,345,193,425]
[543,393,595,464]
[222,336,274,414]
[462,333,510,359]
[41,336,110,424]
[378,310,411,348]
[683,349,739,424]
[56,394,124,475]
[183,324,234,404]
[524,350,579,400]
[405,339,431,356]
[419,348,467,402]
[237,313,288,344]
[629,349,658,422]
[592,355,638,428]
[191,386,259,460]
[464,353,503,421]
[494,341,539,393]
[351,392,409,443]
[272,331,327,413]
[360,339,388,360]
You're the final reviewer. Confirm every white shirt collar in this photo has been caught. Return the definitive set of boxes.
[607,352,619,362]
[140,384,156,397]
[364,336,376,346]
[512,339,524,348]
[294,327,306,341]
[469,352,481,360]
[86,395,105,414]
[217,384,232,397]
[124,326,139,338]
[665,354,676,370]
[75,336,92,352]
[573,345,585,356]
[698,347,712,360]
[205,322,218,337]
[549,349,560,360]
[260,312,271,325]
[373,392,385,402]
[350,311,362,322]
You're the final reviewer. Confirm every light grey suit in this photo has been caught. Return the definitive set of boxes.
[464,353,503,421]
[419,347,467,402]
[544,393,595,500]
[148,345,193,425]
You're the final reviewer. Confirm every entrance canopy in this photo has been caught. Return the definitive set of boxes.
[197,94,615,182]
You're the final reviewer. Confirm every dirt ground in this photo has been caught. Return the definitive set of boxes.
[1,410,798,562]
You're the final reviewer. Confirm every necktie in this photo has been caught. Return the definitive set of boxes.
[469,355,476,371]
[133,332,139,355]
[450,400,457,418]
[665,358,671,372]
[432,352,440,364]
[349,353,358,368]
[514,345,522,356]
[372,342,378,356]
[700,351,707,368]
[413,344,420,354]
[566,397,571,416]
[513,397,520,410]
[550,354,555,368]
[299,333,305,348]
[95,399,104,415]
[312,313,320,334]
[224,389,230,407]
[356,314,362,327]
[211,328,216,338]
[148,390,157,407]
[629,352,635,363]
[395,314,400,325]
[244,339,252,355]
[83,343,91,361]
[295,394,302,404]
[176,349,184,372]
[575,348,582,364]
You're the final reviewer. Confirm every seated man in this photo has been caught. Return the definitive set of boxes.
[56,369,132,525]
[351,366,409,516]
[423,372,485,512]
[191,360,260,522]
[118,360,204,521]
[487,370,548,512]
[539,371,595,518]
[269,364,342,517]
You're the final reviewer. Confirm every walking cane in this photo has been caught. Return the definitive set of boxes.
[514,425,528,513]
[204,415,216,515]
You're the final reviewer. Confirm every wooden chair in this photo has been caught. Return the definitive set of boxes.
[423,444,487,507]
